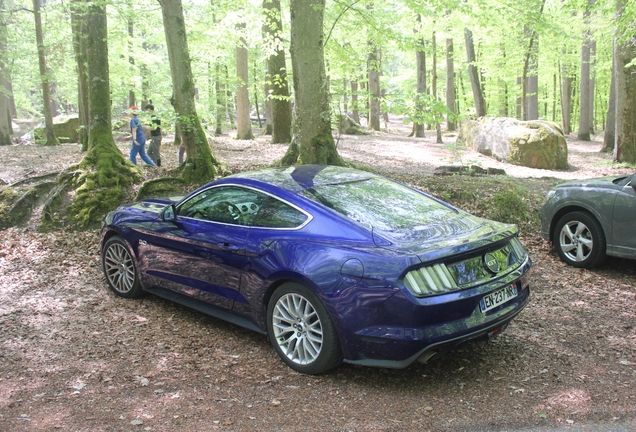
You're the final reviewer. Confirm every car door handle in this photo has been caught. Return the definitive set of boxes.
[218,242,239,251]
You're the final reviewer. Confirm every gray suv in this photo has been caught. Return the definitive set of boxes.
[540,173,636,268]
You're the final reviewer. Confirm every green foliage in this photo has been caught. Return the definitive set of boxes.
[408,93,457,128]
[2,0,633,146]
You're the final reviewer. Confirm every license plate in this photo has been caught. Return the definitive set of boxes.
[480,285,518,313]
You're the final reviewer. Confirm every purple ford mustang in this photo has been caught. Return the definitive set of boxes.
[101,165,532,374]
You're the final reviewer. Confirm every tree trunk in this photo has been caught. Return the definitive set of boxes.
[601,53,616,153]
[263,60,273,135]
[464,28,485,118]
[252,60,262,128]
[214,61,223,135]
[235,24,254,140]
[32,0,59,146]
[431,30,442,143]
[589,40,596,134]
[614,7,636,164]
[368,46,381,131]
[68,0,141,227]
[262,0,292,143]
[127,0,136,108]
[350,80,360,124]
[160,0,220,182]
[578,35,591,139]
[445,37,456,131]
[413,15,426,138]
[71,0,89,151]
[560,59,572,135]
[0,0,12,146]
[522,24,539,121]
[281,0,344,166]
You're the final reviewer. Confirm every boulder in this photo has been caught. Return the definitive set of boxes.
[458,117,568,170]
[34,115,80,143]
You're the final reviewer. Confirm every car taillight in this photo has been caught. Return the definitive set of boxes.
[403,263,459,297]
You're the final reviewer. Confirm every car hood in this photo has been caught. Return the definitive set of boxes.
[372,211,518,263]
[553,175,627,191]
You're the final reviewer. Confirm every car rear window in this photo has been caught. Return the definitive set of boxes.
[300,178,456,231]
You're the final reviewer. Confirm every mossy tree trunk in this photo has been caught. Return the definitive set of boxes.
[67,0,140,227]
[281,0,344,166]
[262,0,292,144]
[71,0,89,151]
[0,0,12,146]
[614,4,636,164]
[160,0,221,183]
[32,0,59,146]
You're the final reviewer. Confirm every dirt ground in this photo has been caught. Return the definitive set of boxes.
[1,120,636,431]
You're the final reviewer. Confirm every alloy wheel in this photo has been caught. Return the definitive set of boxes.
[271,292,323,365]
[559,220,593,263]
[104,242,136,294]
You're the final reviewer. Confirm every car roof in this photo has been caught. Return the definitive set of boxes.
[223,165,378,193]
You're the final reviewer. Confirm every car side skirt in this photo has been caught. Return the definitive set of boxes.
[144,286,267,335]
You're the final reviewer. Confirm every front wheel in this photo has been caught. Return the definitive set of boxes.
[102,235,144,298]
[554,211,606,268]
[267,282,342,374]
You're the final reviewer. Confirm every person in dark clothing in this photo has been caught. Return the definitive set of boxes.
[144,104,162,167]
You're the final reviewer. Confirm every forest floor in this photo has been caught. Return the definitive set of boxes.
[1,117,636,431]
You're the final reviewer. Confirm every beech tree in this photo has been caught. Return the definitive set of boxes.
[601,57,615,153]
[159,0,222,183]
[578,0,595,141]
[413,14,426,138]
[465,28,485,117]
[66,0,140,227]
[71,0,89,151]
[614,2,636,164]
[0,0,11,146]
[32,0,59,146]
[445,36,457,131]
[235,22,255,140]
[262,0,292,144]
[280,0,345,166]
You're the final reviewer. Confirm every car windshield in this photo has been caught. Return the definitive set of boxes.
[300,177,457,232]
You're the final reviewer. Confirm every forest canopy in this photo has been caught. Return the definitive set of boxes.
[1,0,635,158]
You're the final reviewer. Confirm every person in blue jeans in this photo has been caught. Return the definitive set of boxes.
[128,106,155,167]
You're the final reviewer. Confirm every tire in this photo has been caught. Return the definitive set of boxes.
[266,282,342,374]
[102,236,144,298]
[554,211,606,269]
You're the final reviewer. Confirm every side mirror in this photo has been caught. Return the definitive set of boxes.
[161,204,176,222]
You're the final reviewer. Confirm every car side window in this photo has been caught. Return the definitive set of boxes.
[177,186,261,226]
[252,196,308,228]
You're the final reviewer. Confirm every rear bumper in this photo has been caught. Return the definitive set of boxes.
[343,288,530,368]
[339,258,532,368]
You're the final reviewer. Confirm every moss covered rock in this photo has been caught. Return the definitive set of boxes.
[458,117,568,170]
[34,115,81,143]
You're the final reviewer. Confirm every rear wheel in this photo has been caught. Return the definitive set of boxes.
[554,211,606,268]
[102,236,144,298]
[267,282,342,374]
